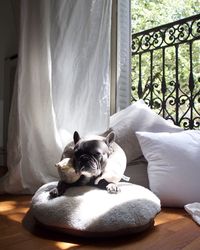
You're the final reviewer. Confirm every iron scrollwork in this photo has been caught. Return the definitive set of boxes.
[131,14,200,129]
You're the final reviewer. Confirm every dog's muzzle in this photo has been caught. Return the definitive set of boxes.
[76,154,101,177]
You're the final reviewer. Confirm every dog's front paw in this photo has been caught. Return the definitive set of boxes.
[49,188,59,199]
[106,183,120,194]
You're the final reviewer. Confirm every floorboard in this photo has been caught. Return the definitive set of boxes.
[0,195,200,250]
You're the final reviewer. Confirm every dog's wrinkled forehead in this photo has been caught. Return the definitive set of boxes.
[74,140,108,155]
[73,131,115,158]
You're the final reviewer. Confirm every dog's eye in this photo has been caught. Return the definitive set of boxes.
[93,152,101,158]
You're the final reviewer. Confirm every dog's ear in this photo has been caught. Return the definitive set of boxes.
[73,131,81,144]
[105,131,115,146]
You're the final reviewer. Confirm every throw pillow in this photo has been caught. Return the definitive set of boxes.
[109,99,183,164]
[136,130,200,207]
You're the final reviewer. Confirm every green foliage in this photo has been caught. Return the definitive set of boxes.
[131,0,200,127]
[131,0,200,33]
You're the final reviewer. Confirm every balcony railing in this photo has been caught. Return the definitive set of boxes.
[131,14,200,129]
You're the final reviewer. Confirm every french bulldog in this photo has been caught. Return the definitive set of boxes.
[49,131,127,198]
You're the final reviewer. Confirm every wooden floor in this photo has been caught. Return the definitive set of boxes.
[0,195,200,250]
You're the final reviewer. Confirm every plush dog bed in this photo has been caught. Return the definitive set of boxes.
[31,182,161,237]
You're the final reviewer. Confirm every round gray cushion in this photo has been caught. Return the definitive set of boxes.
[31,182,161,237]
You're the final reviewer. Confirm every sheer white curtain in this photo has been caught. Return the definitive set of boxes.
[0,0,112,194]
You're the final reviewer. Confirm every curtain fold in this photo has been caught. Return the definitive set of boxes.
[0,0,112,194]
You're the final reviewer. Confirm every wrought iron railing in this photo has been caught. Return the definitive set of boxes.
[131,14,200,129]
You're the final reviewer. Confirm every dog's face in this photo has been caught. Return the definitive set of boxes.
[73,131,115,178]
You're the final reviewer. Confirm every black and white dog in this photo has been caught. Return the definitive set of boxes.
[50,131,127,198]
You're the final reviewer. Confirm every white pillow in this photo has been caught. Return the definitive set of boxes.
[109,99,183,163]
[136,130,200,207]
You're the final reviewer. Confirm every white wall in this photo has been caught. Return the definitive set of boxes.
[0,0,19,148]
